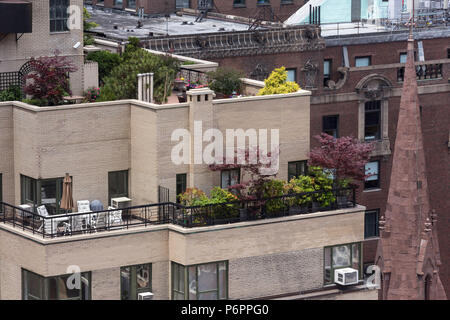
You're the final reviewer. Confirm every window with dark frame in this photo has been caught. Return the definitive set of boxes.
[171,261,228,300]
[221,169,240,189]
[324,242,362,284]
[120,264,152,300]
[364,100,381,141]
[288,160,307,181]
[322,115,339,138]
[286,68,297,83]
[108,170,129,203]
[257,0,270,4]
[447,48,450,59]
[50,0,69,33]
[176,0,190,8]
[323,59,332,86]
[20,175,65,215]
[126,0,136,9]
[176,173,187,203]
[233,0,245,6]
[113,0,123,8]
[365,161,380,189]
[22,269,91,300]
[364,209,380,238]
[355,56,371,67]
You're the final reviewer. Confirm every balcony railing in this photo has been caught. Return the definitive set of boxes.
[0,187,356,238]
[397,63,443,82]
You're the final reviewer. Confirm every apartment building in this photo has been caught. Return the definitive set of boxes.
[0,0,86,96]
[0,81,376,299]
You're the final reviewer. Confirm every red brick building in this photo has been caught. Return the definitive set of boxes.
[142,24,450,296]
[88,0,305,20]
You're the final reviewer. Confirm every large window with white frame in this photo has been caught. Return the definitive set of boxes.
[172,261,228,300]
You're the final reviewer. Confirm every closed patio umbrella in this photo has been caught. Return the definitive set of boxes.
[60,173,73,213]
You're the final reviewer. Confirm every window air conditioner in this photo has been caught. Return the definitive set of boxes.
[334,268,359,286]
[138,292,154,300]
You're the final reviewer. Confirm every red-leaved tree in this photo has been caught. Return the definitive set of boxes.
[309,133,374,185]
[24,51,78,106]
[209,146,280,200]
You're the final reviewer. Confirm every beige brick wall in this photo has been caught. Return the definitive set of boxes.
[0,106,14,204]
[0,0,84,95]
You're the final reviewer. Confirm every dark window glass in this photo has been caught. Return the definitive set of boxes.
[176,174,187,203]
[50,0,69,32]
[257,0,270,4]
[365,161,380,189]
[120,264,152,300]
[364,100,381,141]
[288,161,307,181]
[221,169,240,189]
[22,269,91,300]
[364,209,379,238]
[126,0,136,8]
[233,0,245,6]
[108,170,129,203]
[21,175,64,215]
[176,0,190,9]
[113,0,123,7]
[171,261,227,300]
[323,115,339,138]
[324,243,361,284]
[447,49,450,59]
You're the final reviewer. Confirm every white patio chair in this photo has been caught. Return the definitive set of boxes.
[96,211,107,230]
[77,200,91,213]
[108,206,123,229]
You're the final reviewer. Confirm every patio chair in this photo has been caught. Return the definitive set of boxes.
[96,211,107,230]
[108,206,123,228]
[77,200,91,213]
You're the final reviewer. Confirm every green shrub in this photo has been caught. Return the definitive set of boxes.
[0,85,22,101]
[99,49,180,103]
[261,179,287,215]
[207,67,244,96]
[258,67,300,96]
[308,166,336,207]
[22,98,48,107]
[86,50,121,84]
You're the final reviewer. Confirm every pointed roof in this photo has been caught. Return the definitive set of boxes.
[377,26,447,299]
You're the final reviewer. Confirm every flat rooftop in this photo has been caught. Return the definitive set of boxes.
[86,5,253,40]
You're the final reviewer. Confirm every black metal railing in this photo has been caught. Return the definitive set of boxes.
[397,63,443,82]
[0,187,356,238]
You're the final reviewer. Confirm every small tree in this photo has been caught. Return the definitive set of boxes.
[83,8,99,45]
[209,146,279,200]
[86,50,121,84]
[258,67,300,96]
[23,52,78,106]
[309,133,374,187]
[207,67,244,96]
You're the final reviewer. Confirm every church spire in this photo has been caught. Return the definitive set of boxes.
[374,9,447,300]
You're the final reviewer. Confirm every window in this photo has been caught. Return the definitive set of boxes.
[323,59,331,86]
[233,0,245,6]
[50,0,69,33]
[126,0,136,9]
[171,261,228,300]
[355,56,371,67]
[113,0,123,7]
[447,49,450,59]
[176,173,187,203]
[95,0,104,5]
[121,264,152,300]
[288,161,307,181]
[21,175,65,215]
[400,52,407,63]
[365,209,379,238]
[108,170,129,203]
[322,115,339,138]
[221,169,240,189]
[176,0,190,8]
[257,0,270,4]
[364,100,381,141]
[22,269,91,300]
[324,243,362,284]
[365,161,380,189]
[286,68,296,82]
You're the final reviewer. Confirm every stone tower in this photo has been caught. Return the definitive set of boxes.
[374,27,447,299]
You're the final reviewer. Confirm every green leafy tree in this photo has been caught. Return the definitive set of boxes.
[99,49,180,103]
[258,67,300,96]
[83,8,98,45]
[0,85,22,101]
[86,50,121,84]
[207,67,244,96]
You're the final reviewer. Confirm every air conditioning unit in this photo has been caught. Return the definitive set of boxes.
[334,268,359,286]
[138,292,154,300]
